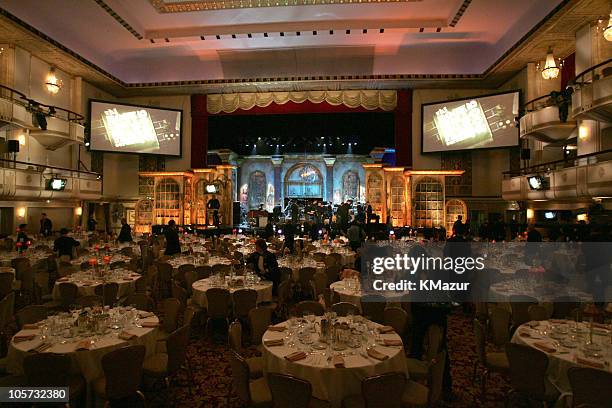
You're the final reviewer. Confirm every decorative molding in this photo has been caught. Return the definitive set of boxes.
[93,0,143,40]
[148,0,422,13]
[449,0,472,28]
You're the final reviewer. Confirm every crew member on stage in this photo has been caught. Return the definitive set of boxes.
[207,196,221,227]
[246,239,280,294]
[164,220,181,256]
[366,202,373,224]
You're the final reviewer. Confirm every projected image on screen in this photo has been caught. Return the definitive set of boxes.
[89,101,182,156]
[422,91,519,153]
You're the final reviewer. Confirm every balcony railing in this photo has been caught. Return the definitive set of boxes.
[502,148,612,179]
[0,84,84,123]
[0,158,102,200]
[571,58,612,122]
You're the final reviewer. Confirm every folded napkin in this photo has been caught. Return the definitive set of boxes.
[13,334,36,343]
[57,277,69,282]
[141,322,159,328]
[75,340,92,351]
[29,342,51,353]
[527,321,540,329]
[549,319,566,324]
[576,357,605,369]
[138,312,154,319]
[0,267,14,272]
[267,326,286,332]
[263,339,284,347]
[377,326,395,334]
[533,342,556,354]
[518,329,533,338]
[118,331,137,340]
[22,323,41,330]
[367,347,389,361]
[82,282,92,286]
[592,322,610,330]
[333,355,345,368]
[284,351,307,362]
[383,339,403,347]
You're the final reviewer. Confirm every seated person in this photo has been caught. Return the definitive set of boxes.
[246,239,280,294]
[16,224,30,251]
[54,228,80,259]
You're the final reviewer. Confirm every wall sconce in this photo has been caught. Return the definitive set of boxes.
[526,208,535,220]
[45,67,62,94]
[604,11,612,41]
[16,207,26,218]
[17,134,26,146]
[577,213,588,222]
[578,124,590,140]
[75,207,83,216]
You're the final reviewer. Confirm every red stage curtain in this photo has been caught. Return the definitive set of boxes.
[190,90,413,168]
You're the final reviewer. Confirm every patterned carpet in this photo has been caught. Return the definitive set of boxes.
[145,309,511,408]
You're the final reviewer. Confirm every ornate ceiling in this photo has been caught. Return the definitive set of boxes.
[0,0,608,96]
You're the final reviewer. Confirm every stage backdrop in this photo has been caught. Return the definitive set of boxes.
[190,90,413,168]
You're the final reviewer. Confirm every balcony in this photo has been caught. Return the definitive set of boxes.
[571,58,612,122]
[0,159,102,201]
[502,149,612,200]
[0,84,85,150]
[519,95,577,143]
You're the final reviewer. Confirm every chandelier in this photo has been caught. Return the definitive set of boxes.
[540,47,560,80]
[45,67,62,94]
[604,11,612,41]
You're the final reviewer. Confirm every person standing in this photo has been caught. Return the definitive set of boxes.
[87,217,97,232]
[39,213,52,237]
[365,202,373,224]
[452,215,465,237]
[207,196,221,227]
[117,217,132,243]
[163,220,181,256]
[53,228,80,259]
[347,221,366,252]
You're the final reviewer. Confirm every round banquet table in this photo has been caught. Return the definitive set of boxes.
[6,308,159,382]
[191,277,273,308]
[511,319,612,403]
[52,269,141,300]
[262,316,408,407]
[330,280,363,308]
[278,257,325,281]
[167,255,232,271]
[489,279,593,303]
[0,252,49,267]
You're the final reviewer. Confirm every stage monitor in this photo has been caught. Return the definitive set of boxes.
[527,175,549,190]
[421,91,520,153]
[205,184,218,194]
[89,100,182,156]
[46,178,67,191]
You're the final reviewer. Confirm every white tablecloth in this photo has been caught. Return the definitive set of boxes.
[278,258,325,281]
[490,279,593,303]
[191,277,273,308]
[330,280,363,308]
[52,270,141,300]
[7,310,159,382]
[262,317,408,407]
[511,320,612,404]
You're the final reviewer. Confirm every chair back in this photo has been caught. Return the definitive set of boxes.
[16,305,47,330]
[195,265,212,280]
[489,306,511,348]
[312,272,328,298]
[528,304,550,321]
[427,350,447,406]
[171,280,189,309]
[229,350,252,405]
[360,295,387,324]
[184,270,199,295]
[505,342,549,400]
[206,288,230,319]
[0,292,15,329]
[125,293,155,312]
[212,264,230,275]
[76,295,104,308]
[101,345,146,400]
[279,267,293,282]
[383,307,408,335]
[552,296,581,319]
[331,302,360,317]
[323,255,337,268]
[298,267,316,287]
[228,319,242,351]
[311,252,326,262]
[509,295,538,326]
[568,367,612,408]
[94,282,119,306]
[424,324,443,360]
[268,373,312,408]
[162,298,181,333]
[58,282,79,308]
[233,289,258,319]
[11,258,30,279]
[23,353,71,386]
[325,264,342,286]
[361,372,406,408]
[473,319,487,364]
[167,324,190,374]
[295,300,325,317]
[34,271,50,298]
[0,272,13,298]
[156,262,173,282]
[249,306,273,345]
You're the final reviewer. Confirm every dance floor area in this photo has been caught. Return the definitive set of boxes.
[142,309,510,408]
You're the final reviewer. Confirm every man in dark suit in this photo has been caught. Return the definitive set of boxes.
[117,218,132,243]
[53,228,80,259]
[164,220,181,256]
[246,239,280,294]
[40,213,52,237]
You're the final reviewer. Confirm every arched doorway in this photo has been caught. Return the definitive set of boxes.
[284,163,323,199]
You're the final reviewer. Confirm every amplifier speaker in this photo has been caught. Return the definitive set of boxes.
[7,140,19,153]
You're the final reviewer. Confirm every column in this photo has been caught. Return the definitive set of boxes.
[323,156,336,203]
[190,95,208,168]
[271,156,283,207]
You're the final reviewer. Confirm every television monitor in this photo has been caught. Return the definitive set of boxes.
[527,175,549,190]
[47,178,67,191]
[89,100,182,156]
[422,91,520,153]
[205,184,218,194]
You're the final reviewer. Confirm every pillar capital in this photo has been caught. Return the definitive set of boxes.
[323,156,336,167]
[271,156,284,167]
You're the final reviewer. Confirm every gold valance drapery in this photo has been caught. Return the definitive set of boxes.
[206,90,397,114]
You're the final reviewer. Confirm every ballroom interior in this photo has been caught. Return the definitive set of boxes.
[0,1,611,407]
